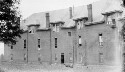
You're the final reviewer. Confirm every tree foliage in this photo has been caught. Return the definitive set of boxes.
[0,0,23,45]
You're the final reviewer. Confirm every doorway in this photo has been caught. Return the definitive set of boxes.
[61,53,64,64]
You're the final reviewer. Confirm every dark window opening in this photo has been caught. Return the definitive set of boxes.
[68,32,71,36]
[11,54,13,60]
[11,45,13,49]
[112,19,116,24]
[38,39,40,48]
[99,33,102,36]
[55,38,57,48]
[61,53,64,64]
[24,39,26,49]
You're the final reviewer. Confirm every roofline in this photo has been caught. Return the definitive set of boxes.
[50,21,65,24]
[73,17,88,21]
[84,20,105,26]
[36,28,51,31]
[27,24,40,27]
[61,25,76,29]
[102,10,123,15]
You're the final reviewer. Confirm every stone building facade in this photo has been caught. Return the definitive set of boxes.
[3,0,124,67]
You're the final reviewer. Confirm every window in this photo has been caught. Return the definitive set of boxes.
[99,33,103,46]
[38,39,40,48]
[53,24,59,32]
[11,45,13,49]
[77,21,83,29]
[68,32,71,36]
[79,36,82,46]
[99,53,103,63]
[29,29,34,34]
[24,54,26,61]
[55,38,57,48]
[10,54,13,60]
[112,19,116,24]
[24,39,26,49]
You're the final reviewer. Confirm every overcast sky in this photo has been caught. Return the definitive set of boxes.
[0,0,101,55]
[20,0,100,19]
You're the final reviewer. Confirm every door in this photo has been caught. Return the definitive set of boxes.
[61,53,64,64]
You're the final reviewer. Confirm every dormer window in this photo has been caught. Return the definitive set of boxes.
[29,29,34,34]
[53,24,59,32]
[77,21,83,29]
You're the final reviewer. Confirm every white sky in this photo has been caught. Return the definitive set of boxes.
[20,0,100,19]
[0,0,101,55]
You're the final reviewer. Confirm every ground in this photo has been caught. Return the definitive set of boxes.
[0,61,123,72]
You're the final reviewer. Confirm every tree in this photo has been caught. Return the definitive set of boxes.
[0,0,23,45]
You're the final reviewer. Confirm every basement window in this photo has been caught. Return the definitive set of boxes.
[24,54,26,61]
[10,54,13,61]
[99,53,103,63]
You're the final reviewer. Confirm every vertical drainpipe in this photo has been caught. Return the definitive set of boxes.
[27,29,28,63]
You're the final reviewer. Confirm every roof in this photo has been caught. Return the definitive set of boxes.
[20,0,123,30]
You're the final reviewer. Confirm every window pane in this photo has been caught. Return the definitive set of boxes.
[55,38,57,48]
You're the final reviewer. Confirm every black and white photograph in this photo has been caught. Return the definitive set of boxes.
[0,0,124,72]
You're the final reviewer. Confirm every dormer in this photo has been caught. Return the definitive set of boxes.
[73,17,88,29]
[50,21,65,32]
[102,10,123,29]
[27,24,40,34]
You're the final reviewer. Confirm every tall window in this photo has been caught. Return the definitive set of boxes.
[24,39,26,49]
[38,39,40,48]
[68,32,71,36]
[99,33,103,46]
[55,38,57,48]
[79,36,82,46]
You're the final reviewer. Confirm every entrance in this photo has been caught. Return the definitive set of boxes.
[61,53,64,64]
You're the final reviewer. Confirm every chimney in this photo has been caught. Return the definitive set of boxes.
[69,7,73,19]
[46,13,50,28]
[87,4,93,22]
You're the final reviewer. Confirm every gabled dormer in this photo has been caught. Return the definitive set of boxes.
[102,10,123,29]
[73,17,88,29]
[27,24,40,34]
[50,21,65,32]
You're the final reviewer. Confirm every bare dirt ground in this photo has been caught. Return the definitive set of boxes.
[0,62,123,72]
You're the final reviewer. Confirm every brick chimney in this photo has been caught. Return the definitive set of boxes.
[87,4,93,22]
[46,13,50,28]
[69,7,73,19]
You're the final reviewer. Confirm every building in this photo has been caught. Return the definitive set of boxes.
[3,0,124,68]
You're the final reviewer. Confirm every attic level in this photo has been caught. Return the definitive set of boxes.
[73,17,88,29]
[27,24,40,34]
[50,21,65,32]
[102,10,123,29]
